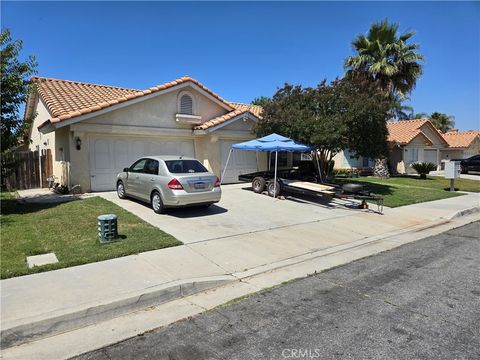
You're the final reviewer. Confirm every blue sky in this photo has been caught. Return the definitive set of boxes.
[2,1,479,130]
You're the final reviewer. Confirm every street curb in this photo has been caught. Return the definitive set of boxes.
[447,206,480,220]
[0,276,233,349]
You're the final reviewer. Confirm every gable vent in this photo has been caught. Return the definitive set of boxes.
[180,94,193,115]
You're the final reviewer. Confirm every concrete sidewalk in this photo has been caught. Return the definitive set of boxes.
[1,193,479,355]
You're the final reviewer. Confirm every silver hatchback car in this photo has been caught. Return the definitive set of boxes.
[116,156,221,213]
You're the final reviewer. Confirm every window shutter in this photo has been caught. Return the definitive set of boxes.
[180,94,193,115]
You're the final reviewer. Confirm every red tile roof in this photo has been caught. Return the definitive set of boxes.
[194,102,263,131]
[386,119,448,146]
[32,76,234,126]
[442,130,480,148]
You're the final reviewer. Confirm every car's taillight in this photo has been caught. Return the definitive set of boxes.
[214,176,221,187]
[167,178,184,190]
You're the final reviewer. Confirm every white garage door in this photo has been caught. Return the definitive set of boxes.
[89,136,195,191]
[424,149,438,165]
[220,140,258,184]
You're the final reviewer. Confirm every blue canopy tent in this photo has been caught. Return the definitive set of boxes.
[221,133,317,197]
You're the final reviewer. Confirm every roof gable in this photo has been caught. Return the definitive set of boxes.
[194,102,263,132]
[387,119,449,146]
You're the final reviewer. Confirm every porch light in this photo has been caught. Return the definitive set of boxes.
[75,137,82,150]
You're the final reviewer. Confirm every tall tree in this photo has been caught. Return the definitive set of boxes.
[255,77,390,178]
[1,28,37,152]
[344,19,424,176]
[251,96,270,107]
[429,112,455,133]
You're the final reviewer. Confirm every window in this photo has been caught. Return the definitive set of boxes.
[165,160,208,174]
[408,148,418,162]
[130,159,147,173]
[179,94,194,115]
[144,159,159,175]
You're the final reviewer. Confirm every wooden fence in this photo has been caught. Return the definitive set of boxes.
[1,149,53,190]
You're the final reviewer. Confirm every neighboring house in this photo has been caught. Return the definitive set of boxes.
[26,76,266,192]
[441,130,480,161]
[332,150,374,173]
[333,119,451,174]
[386,119,449,174]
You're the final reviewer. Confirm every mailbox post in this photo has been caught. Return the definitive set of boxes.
[444,161,461,191]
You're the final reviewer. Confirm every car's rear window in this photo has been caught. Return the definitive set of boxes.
[165,160,209,174]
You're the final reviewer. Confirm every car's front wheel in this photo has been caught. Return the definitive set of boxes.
[117,181,126,199]
[151,191,165,214]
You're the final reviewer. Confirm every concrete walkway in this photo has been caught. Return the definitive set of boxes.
[1,192,479,358]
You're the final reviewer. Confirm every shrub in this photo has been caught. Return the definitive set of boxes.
[411,162,437,179]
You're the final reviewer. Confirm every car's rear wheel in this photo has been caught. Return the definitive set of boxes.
[117,181,126,199]
[252,177,266,193]
[151,191,165,214]
[267,181,281,198]
[461,165,468,174]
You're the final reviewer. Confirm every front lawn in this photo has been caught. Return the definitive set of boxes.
[333,175,480,208]
[0,192,181,279]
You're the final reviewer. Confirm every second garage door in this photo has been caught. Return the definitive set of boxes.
[424,149,438,166]
[89,136,195,191]
[220,140,258,183]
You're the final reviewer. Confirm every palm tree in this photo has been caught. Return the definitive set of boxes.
[410,112,428,119]
[389,94,413,120]
[345,19,425,177]
[429,112,455,133]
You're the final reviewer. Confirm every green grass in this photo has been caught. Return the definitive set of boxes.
[333,175,480,208]
[0,192,181,279]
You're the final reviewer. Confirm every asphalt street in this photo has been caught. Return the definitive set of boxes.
[74,221,480,360]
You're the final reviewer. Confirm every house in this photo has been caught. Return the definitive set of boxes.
[333,119,452,174]
[386,119,450,174]
[26,76,267,192]
[441,130,480,162]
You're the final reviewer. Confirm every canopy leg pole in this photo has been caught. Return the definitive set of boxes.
[221,149,233,185]
[273,151,278,198]
[315,151,323,183]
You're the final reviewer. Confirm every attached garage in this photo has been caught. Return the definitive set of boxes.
[89,136,194,191]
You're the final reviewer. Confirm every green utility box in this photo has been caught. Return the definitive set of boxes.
[97,214,118,243]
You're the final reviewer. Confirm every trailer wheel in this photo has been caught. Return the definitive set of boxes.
[267,181,281,198]
[252,177,266,193]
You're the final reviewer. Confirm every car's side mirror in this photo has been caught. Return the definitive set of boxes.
[123,168,129,172]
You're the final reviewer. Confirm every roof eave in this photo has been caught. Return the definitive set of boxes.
[193,112,260,135]
[38,120,55,134]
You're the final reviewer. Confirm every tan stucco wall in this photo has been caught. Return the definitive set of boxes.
[389,147,404,174]
[29,98,55,153]
[83,86,226,129]
[418,124,445,146]
[28,98,71,185]
[440,149,463,161]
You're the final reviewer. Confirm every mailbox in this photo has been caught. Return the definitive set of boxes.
[444,161,461,179]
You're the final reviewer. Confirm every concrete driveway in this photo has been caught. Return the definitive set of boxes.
[99,184,363,244]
